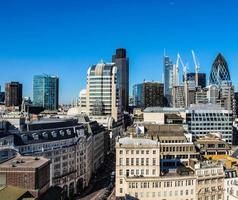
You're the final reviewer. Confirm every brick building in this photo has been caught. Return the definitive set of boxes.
[0,155,50,198]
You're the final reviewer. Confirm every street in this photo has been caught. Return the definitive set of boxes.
[76,153,115,200]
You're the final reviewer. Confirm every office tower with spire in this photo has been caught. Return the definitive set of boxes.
[33,75,59,110]
[164,55,174,106]
[112,48,129,111]
[86,61,122,123]
[209,53,231,86]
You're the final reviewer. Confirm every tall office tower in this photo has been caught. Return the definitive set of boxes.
[112,48,129,111]
[209,53,231,86]
[234,92,238,117]
[33,75,59,110]
[86,61,122,122]
[164,56,173,105]
[132,82,164,109]
[5,82,23,107]
[185,73,206,88]
[172,85,185,108]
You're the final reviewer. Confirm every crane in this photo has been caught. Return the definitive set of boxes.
[191,50,200,87]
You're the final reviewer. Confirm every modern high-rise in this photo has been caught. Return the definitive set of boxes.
[209,53,231,86]
[133,82,164,109]
[33,75,59,110]
[5,82,23,107]
[164,56,174,106]
[185,73,206,88]
[86,61,122,122]
[112,48,129,111]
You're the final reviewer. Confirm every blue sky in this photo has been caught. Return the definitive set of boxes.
[0,0,238,103]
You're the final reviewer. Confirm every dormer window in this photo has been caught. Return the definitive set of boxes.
[51,131,57,138]
[60,130,64,136]
[42,132,48,139]
[32,133,39,140]
[21,134,28,142]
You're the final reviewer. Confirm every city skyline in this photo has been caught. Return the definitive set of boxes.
[0,0,238,103]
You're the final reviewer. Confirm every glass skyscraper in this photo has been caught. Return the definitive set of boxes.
[164,56,173,105]
[33,75,59,110]
[209,53,231,86]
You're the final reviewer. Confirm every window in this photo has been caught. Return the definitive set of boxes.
[136,150,139,154]
[120,188,123,193]
[146,150,149,154]
[119,158,123,165]
[131,158,134,165]
[141,158,144,165]
[153,158,156,165]
[153,150,156,154]
[120,179,123,184]
[146,158,149,165]
[152,169,156,175]
[126,158,129,165]
[120,150,123,154]
[146,169,149,175]
[136,158,139,165]
[119,169,123,175]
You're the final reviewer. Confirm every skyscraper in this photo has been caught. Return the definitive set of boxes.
[164,56,173,106]
[209,53,231,86]
[33,75,59,110]
[185,73,206,88]
[133,82,164,109]
[5,82,22,107]
[86,61,122,122]
[112,48,129,111]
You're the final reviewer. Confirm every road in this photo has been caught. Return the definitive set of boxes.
[76,153,115,200]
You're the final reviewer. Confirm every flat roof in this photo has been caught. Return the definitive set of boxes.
[0,156,49,170]
[0,186,35,200]
[118,137,158,147]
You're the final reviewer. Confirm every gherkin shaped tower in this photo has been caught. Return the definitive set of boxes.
[209,53,231,86]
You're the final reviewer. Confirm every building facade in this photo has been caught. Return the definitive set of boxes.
[133,82,164,109]
[33,75,59,110]
[186,104,233,143]
[5,82,22,108]
[0,155,50,198]
[86,61,122,122]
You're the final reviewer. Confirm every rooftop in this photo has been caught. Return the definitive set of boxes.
[118,137,159,147]
[0,155,49,170]
[0,186,35,200]
[144,107,185,113]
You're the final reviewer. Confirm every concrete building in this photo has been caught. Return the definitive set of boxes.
[194,160,224,200]
[0,118,96,199]
[5,82,22,108]
[115,137,197,200]
[186,104,233,143]
[78,89,87,114]
[86,61,122,123]
[172,85,185,108]
[0,155,50,198]
[33,75,59,111]
[112,48,129,111]
[185,73,206,88]
[194,133,232,156]
[224,169,238,200]
[143,107,186,125]
[133,82,164,109]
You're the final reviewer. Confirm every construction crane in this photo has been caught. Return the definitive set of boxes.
[191,50,200,87]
